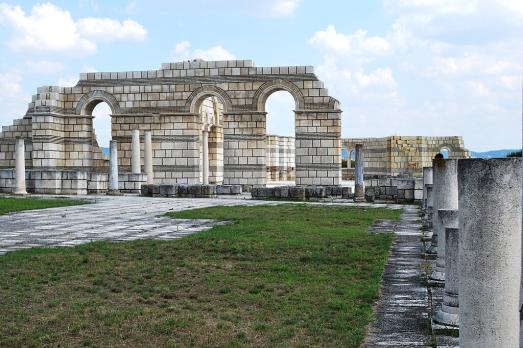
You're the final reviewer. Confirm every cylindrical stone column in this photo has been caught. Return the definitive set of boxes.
[423,184,434,240]
[14,137,27,195]
[144,131,153,185]
[459,158,522,348]
[202,130,209,185]
[433,225,459,327]
[108,140,119,194]
[422,167,433,209]
[427,159,458,259]
[430,208,458,283]
[354,144,365,202]
[131,129,141,174]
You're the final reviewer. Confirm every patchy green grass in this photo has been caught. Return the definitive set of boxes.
[0,196,89,215]
[0,205,400,347]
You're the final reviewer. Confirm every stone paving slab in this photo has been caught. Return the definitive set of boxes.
[363,205,433,348]
[0,195,403,255]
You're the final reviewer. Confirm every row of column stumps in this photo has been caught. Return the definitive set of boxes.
[108,130,154,195]
[421,158,522,347]
[11,131,155,195]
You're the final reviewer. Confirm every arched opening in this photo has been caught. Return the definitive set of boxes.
[199,96,224,184]
[440,147,450,159]
[91,102,112,159]
[265,90,296,185]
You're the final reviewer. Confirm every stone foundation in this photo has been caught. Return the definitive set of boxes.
[0,168,147,194]
[364,177,423,203]
[140,184,243,198]
[251,185,352,201]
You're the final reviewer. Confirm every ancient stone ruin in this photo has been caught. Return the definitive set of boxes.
[0,59,341,194]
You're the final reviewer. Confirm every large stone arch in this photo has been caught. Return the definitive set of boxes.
[253,79,305,111]
[75,90,121,115]
[185,85,233,114]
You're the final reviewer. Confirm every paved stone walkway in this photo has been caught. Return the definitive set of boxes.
[0,196,271,255]
[364,205,433,347]
[0,195,403,255]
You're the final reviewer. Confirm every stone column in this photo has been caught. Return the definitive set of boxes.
[14,137,27,195]
[422,184,434,241]
[422,167,433,209]
[202,128,209,185]
[459,158,522,348]
[427,159,458,258]
[144,131,153,185]
[430,209,458,284]
[108,140,119,194]
[354,144,365,202]
[433,225,459,328]
[131,129,141,174]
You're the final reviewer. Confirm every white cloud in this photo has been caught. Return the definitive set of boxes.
[309,25,391,57]
[0,2,147,56]
[0,69,29,127]
[26,60,66,74]
[171,41,235,62]
[269,0,301,17]
[77,18,147,41]
[309,0,523,151]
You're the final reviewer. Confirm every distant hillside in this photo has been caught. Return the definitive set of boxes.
[470,149,520,158]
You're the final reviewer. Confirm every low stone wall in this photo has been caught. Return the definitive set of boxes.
[251,185,352,201]
[141,184,242,198]
[119,173,147,193]
[0,169,147,195]
[364,177,423,203]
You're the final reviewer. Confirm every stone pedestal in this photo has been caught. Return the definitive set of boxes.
[131,129,141,174]
[430,209,458,285]
[14,137,27,195]
[422,166,433,209]
[433,226,459,328]
[459,158,522,348]
[354,144,365,202]
[107,140,120,195]
[144,131,153,185]
[427,159,458,261]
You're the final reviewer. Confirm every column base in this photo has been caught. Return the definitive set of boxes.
[428,270,445,287]
[353,196,366,202]
[433,306,459,328]
[107,189,122,196]
[13,189,28,195]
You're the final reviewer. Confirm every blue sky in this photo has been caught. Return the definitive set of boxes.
[0,0,521,151]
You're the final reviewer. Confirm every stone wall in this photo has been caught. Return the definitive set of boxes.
[266,135,295,181]
[343,136,470,177]
[365,177,424,203]
[0,59,342,193]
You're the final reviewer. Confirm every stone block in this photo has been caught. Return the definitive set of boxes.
[140,184,151,196]
[188,184,202,197]
[200,185,216,197]
[159,184,176,197]
[341,186,352,199]
[289,186,305,200]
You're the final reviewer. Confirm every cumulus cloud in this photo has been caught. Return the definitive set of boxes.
[309,25,391,57]
[0,69,29,127]
[309,0,523,150]
[77,18,147,41]
[0,2,147,56]
[171,41,235,62]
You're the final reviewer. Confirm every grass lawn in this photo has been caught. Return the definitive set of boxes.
[0,204,401,347]
[0,196,89,215]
